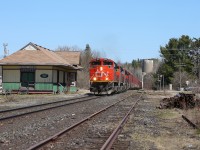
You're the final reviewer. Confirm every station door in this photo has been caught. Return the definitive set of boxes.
[21,72,35,88]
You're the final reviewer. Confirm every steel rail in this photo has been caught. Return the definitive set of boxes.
[100,94,142,150]
[0,96,100,121]
[26,94,134,150]
[0,95,91,113]
[182,115,199,129]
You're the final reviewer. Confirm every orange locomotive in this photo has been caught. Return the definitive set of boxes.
[89,58,141,94]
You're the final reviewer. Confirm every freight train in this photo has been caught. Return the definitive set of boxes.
[89,58,141,95]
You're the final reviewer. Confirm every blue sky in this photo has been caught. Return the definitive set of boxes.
[0,0,200,63]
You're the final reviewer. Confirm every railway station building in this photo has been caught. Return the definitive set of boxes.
[0,42,82,94]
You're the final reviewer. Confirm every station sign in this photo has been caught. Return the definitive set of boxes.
[40,73,48,78]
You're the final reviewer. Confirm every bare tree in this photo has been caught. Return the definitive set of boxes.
[172,71,197,90]
[55,44,105,89]
[143,74,154,89]
[55,45,81,51]
[77,44,105,89]
[92,50,106,58]
[77,44,93,89]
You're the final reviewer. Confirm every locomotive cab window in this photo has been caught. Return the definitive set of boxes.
[114,63,119,71]
[90,61,101,67]
[103,61,113,66]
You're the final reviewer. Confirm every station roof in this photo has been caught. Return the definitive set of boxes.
[0,42,82,70]
[55,51,81,65]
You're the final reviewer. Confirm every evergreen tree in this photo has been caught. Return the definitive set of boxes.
[78,44,93,88]
[158,35,200,87]
[83,44,92,71]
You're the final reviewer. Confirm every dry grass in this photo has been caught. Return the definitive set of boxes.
[130,107,200,150]
[183,107,200,127]
[0,94,58,105]
[129,91,200,149]
[157,109,181,119]
[4,95,17,102]
[0,94,18,103]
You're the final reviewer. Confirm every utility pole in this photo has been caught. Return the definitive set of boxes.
[162,75,164,91]
[198,49,200,79]
[177,61,185,90]
[3,43,8,58]
[192,49,200,80]
[157,74,162,91]
[141,72,146,89]
[160,75,162,90]
[176,49,186,90]
[179,57,182,90]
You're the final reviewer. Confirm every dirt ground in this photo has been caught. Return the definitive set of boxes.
[124,90,200,150]
[0,90,199,150]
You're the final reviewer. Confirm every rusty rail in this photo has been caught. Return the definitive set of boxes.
[100,95,142,150]
[27,94,135,150]
[182,115,199,129]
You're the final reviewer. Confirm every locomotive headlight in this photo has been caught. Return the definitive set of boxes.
[106,77,108,81]
[100,67,103,71]
[93,77,97,81]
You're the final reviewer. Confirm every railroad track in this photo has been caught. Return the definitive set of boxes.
[100,95,141,149]
[0,95,100,121]
[27,92,143,150]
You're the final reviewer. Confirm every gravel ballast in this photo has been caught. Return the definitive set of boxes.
[0,90,200,150]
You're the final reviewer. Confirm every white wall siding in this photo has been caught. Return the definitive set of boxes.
[36,70,52,82]
[3,70,20,82]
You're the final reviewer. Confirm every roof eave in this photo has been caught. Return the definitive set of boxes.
[0,62,75,68]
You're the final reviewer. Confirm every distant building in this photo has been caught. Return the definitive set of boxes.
[0,42,82,94]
